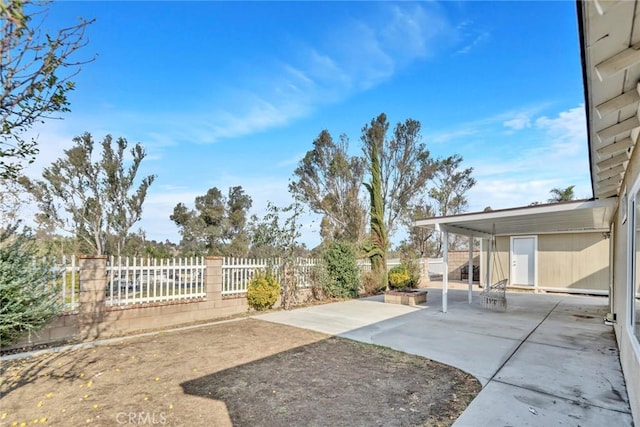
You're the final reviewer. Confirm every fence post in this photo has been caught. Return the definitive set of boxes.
[78,255,108,339]
[421,257,431,287]
[205,256,223,304]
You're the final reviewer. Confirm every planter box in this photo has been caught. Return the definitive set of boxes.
[384,289,427,306]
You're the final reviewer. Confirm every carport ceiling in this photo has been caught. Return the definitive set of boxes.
[414,199,617,238]
[580,0,640,199]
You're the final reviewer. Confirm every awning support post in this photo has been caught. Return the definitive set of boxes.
[485,236,492,287]
[468,237,473,304]
[443,230,448,313]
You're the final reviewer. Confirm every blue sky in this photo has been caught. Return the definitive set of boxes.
[24,1,590,248]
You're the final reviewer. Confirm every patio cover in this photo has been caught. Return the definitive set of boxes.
[414,198,617,312]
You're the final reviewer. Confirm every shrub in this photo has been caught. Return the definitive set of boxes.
[309,264,328,300]
[247,271,280,311]
[402,257,422,286]
[360,270,386,296]
[0,227,62,346]
[321,242,360,299]
[388,263,420,290]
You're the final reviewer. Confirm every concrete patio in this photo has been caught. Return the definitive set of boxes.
[255,288,634,426]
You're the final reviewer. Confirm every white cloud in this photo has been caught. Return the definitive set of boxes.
[276,153,304,169]
[62,3,456,152]
[534,105,587,157]
[469,178,559,211]
[503,112,532,130]
[427,103,549,144]
[426,104,592,212]
[455,30,490,55]
[176,2,456,144]
[428,127,481,145]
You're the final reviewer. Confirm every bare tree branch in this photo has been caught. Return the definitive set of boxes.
[1,0,95,179]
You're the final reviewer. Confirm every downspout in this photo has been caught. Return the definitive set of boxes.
[605,222,616,324]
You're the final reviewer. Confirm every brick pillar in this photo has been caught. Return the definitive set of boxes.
[79,255,108,340]
[205,256,223,305]
[421,257,431,286]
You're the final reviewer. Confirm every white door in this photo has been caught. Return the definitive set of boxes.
[511,236,536,286]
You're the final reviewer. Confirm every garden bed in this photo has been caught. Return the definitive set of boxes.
[384,289,428,306]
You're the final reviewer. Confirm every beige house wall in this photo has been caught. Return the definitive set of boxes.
[484,236,511,285]
[487,233,609,293]
[537,233,609,291]
[612,136,640,422]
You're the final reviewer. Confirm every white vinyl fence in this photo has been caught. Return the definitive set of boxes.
[48,255,443,310]
[48,255,80,312]
[357,258,402,273]
[222,257,319,296]
[427,258,444,277]
[105,256,206,306]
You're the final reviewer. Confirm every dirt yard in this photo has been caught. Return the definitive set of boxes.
[1,318,480,426]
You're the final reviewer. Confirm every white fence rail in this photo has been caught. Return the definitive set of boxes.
[363,258,443,277]
[48,255,80,312]
[106,256,206,306]
[222,257,319,296]
[427,258,444,277]
[49,255,441,310]
[357,258,401,271]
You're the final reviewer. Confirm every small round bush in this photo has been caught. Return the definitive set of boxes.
[247,271,280,311]
[388,264,419,290]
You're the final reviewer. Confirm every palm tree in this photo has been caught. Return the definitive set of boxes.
[548,185,575,202]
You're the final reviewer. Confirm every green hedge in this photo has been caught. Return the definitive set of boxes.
[321,242,360,298]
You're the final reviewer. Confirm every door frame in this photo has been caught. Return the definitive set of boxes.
[510,235,538,287]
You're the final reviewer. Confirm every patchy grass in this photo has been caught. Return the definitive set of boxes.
[1,319,480,426]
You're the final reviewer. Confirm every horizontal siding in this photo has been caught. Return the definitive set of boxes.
[488,233,609,291]
[538,233,609,291]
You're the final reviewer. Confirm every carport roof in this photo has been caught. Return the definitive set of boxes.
[414,198,617,238]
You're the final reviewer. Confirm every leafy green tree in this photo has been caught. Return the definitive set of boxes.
[548,185,575,202]
[171,186,252,257]
[0,176,29,228]
[0,225,62,346]
[361,113,436,286]
[289,130,367,244]
[399,204,438,258]
[428,154,476,217]
[361,113,437,237]
[21,133,155,256]
[1,0,93,179]
[362,114,388,286]
[396,154,477,257]
[120,230,177,258]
